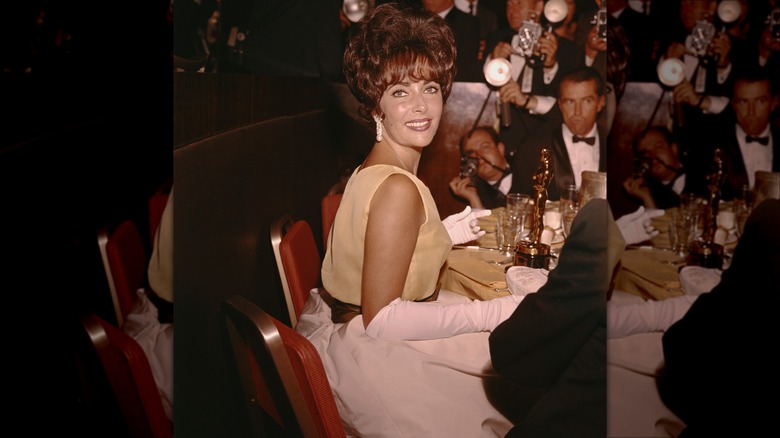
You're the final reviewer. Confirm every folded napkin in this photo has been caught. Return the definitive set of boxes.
[678,266,722,296]
[505,266,549,296]
[616,248,684,300]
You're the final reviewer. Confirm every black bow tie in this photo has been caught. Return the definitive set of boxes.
[745,135,769,146]
[572,135,596,145]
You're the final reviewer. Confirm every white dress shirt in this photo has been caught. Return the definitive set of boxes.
[454,0,478,16]
[562,123,600,189]
[736,124,773,189]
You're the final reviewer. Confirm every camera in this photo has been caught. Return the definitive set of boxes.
[591,7,607,41]
[688,18,717,65]
[460,156,480,187]
[768,8,780,42]
[633,154,653,179]
[511,19,544,68]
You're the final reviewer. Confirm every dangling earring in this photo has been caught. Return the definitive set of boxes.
[373,114,383,142]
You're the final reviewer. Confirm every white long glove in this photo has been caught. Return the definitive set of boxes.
[442,206,491,245]
[505,266,549,296]
[607,295,698,339]
[364,294,523,340]
[615,206,664,246]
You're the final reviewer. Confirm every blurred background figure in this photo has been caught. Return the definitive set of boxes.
[622,126,689,210]
[423,0,484,81]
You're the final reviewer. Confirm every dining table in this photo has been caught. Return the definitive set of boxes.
[441,205,566,301]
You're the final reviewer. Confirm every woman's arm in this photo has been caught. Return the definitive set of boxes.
[361,173,425,329]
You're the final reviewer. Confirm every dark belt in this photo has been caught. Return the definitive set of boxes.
[321,283,442,324]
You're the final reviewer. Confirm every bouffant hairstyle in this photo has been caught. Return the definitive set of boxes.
[343,2,457,121]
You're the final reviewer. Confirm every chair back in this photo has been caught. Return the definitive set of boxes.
[320,193,343,250]
[270,216,321,327]
[98,220,147,327]
[221,295,345,438]
[78,312,173,438]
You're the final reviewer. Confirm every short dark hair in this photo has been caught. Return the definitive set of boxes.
[343,2,457,121]
[733,68,776,96]
[558,66,606,97]
[633,126,676,155]
[459,126,500,156]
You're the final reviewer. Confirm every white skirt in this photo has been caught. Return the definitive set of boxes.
[295,289,514,438]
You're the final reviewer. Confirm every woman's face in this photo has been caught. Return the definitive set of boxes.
[377,78,443,149]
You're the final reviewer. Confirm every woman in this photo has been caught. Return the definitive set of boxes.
[296,3,522,436]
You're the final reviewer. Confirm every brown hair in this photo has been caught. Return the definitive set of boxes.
[343,2,457,121]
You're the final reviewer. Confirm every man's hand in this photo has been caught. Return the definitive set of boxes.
[539,31,558,68]
[499,80,528,108]
[492,41,514,60]
[666,41,687,60]
[711,32,731,68]
[449,176,484,209]
[673,80,701,107]
[623,176,656,210]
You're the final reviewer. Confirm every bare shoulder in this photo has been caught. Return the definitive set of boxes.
[370,173,424,225]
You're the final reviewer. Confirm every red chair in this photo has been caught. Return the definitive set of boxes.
[78,312,173,438]
[270,215,321,327]
[320,193,343,250]
[222,295,345,438]
[97,220,146,327]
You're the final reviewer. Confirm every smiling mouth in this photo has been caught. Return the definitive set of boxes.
[406,119,431,131]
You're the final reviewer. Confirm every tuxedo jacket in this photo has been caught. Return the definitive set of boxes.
[489,198,608,438]
[660,199,780,437]
[445,7,483,83]
[524,124,607,200]
[692,123,780,200]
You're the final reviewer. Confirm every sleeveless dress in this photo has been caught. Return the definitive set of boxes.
[296,165,514,437]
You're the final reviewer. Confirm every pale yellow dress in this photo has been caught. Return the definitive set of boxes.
[296,165,514,437]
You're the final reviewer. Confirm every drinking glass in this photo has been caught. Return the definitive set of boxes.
[669,209,693,256]
[496,209,521,257]
[560,184,579,211]
[562,202,579,239]
[506,193,530,217]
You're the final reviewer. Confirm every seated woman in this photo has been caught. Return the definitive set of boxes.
[295,3,524,436]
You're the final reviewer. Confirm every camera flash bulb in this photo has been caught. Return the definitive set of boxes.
[544,0,568,25]
[657,58,685,87]
[717,0,741,25]
[484,58,513,87]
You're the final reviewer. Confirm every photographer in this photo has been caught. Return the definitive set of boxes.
[622,126,689,210]
[449,126,536,209]
[483,0,578,155]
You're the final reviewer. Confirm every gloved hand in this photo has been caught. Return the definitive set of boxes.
[505,266,549,296]
[615,206,664,246]
[442,206,492,245]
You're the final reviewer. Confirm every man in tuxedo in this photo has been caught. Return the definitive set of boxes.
[704,69,779,200]
[484,0,578,156]
[449,126,537,209]
[525,66,606,200]
[423,0,483,82]
[622,126,689,210]
[607,0,656,82]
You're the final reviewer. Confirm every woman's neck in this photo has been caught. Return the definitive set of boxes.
[363,140,422,174]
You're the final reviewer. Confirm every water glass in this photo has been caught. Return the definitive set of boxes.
[496,210,521,256]
[579,171,606,208]
[562,203,579,238]
[669,209,693,256]
[506,193,530,217]
[560,184,579,211]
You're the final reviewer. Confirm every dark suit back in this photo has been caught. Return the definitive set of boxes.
[445,7,483,82]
